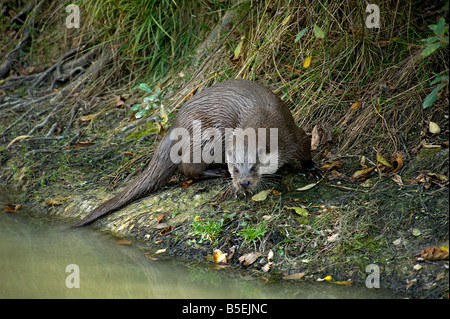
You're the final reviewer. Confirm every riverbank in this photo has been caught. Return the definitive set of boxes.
[0,0,448,298]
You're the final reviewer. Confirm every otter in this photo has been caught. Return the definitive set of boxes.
[75,79,319,227]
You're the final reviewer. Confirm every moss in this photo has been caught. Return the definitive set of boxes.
[125,121,159,141]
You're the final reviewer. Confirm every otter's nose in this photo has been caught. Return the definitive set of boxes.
[240,180,251,188]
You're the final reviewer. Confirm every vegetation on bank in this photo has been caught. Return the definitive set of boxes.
[0,0,448,298]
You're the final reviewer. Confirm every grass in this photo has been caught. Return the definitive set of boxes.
[190,216,223,244]
[239,221,267,246]
[72,0,228,92]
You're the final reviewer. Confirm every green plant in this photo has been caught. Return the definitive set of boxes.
[190,216,223,244]
[239,222,267,245]
[422,73,449,109]
[131,83,163,119]
[421,17,449,57]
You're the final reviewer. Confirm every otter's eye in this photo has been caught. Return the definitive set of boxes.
[234,167,239,174]
[250,165,257,173]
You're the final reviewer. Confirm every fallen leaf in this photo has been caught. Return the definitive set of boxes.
[391,174,404,186]
[238,252,263,267]
[267,250,274,262]
[283,272,306,280]
[261,263,271,272]
[47,197,67,206]
[159,224,175,236]
[144,252,159,261]
[350,166,376,181]
[234,35,245,60]
[321,160,343,171]
[157,213,165,224]
[412,228,422,237]
[80,112,102,122]
[155,248,167,254]
[406,278,417,290]
[303,55,312,68]
[181,179,193,188]
[194,216,205,222]
[327,169,347,181]
[360,179,373,188]
[391,152,404,173]
[326,233,339,242]
[310,125,320,150]
[116,239,133,245]
[313,24,325,38]
[251,189,272,201]
[416,246,449,261]
[376,150,392,168]
[272,189,281,196]
[226,246,236,263]
[213,249,228,264]
[288,206,309,217]
[427,173,448,183]
[350,100,361,110]
[429,121,441,134]
[4,204,22,213]
[317,275,333,282]
[296,181,319,191]
[115,95,126,107]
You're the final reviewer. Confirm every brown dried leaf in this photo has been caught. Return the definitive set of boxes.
[391,174,404,186]
[327,169,347,181]
[391,152,404,173]
[46,197,67,206]
[238,252,263,267]
[321,160,343,171]
[416,246,449,261]
[159,224,175,236]
[181,179,193,188]
[116,239,133,245]
[310,125,320,150]
[213,249,228,264]
[283,272,306,280]
[80,112,102,122]
[350,166,375,182]
[226,246,236,263]
[157,213,165,224]
[115,95,126,107]
[350,100,361,110]
[4,204,22,213]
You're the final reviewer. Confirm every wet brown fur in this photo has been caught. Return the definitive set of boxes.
[75,79,316,226]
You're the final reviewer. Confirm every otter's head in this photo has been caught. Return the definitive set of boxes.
[225,142,278,194]
[226,146,261,194]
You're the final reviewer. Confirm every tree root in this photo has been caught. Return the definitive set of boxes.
[0,0,43,80]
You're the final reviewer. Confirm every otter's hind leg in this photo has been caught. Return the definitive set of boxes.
[179,162,229,180]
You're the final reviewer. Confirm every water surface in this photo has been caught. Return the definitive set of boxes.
[0,212,403,299]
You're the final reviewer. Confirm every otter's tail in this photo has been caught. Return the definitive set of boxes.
[74,134,176,227]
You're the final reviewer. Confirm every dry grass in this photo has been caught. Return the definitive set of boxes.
[165,0,448,157]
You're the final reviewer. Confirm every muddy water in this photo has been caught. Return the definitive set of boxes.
[0,212,403,299]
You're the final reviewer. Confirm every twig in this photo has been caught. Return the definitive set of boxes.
[323,183,368,193]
